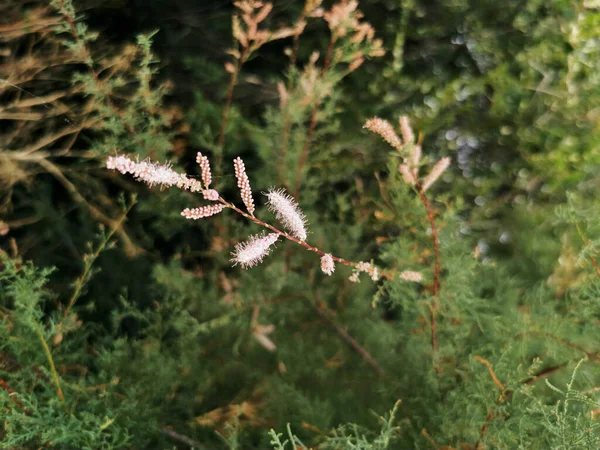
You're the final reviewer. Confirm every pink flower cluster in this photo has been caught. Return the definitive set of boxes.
[349,261,379,282]
[399,270,423,283]
[202,189,219,201]
[181,205,224,220]
[320,254,335,276]
[196,152,212,187]
[363,116,451,192]
[233,157,255,215]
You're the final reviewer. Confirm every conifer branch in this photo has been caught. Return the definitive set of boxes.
[33,321,65,406]
[63,198,135,319]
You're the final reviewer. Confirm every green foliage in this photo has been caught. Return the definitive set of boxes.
[2,0,600,449]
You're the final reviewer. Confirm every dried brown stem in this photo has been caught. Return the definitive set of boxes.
[219,196,391,278]
[161,428,207,449]
[415,181,441,369]
[307,298,384,376]
[473,356,505,393]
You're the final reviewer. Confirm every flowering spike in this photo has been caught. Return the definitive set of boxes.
[399,270,423,282]
[422,157,451,192]
[196,152,212,187]
[410,145,421,173]
[348,272,360,283]
[398,163,416,185]
[233,157,255,215]
[230,233,279,268]
[320,254,335,276]
[107,155,202,192]
[356,261,379,281]
[363,117,402,151]
[181,205,224,220]
[399,116,414,145]
[203,189,219,201]
[265,188,307,241]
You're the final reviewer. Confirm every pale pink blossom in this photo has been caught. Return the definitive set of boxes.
[422,157,451,192]
[348,272,360,283]
[196,152,212,187]
[409,145,421,173]
[181,204,224,220]
[399,116,414,145]
[320,254,335,276]
[230,233,279,268]
[252,324,276,351]
[265,188,307,241]
[363,117,402,151]
[233,157,255,215]
[399,163,416,185]
[202,189,219,201]
[399,270,423,283]
[106,155,202,192]
[356,261,379,281]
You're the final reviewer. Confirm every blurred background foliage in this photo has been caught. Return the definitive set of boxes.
[1,0,600,448]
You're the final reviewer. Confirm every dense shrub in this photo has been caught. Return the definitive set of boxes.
[1,0,599,448]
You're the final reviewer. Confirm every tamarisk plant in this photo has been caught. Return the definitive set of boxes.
[364,115,451,370]
[107,151,424,282]
[106,116,449,286]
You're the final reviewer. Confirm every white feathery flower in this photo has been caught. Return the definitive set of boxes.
[230,233,279,269]
[106,155,202,192]
[320,254,335,276]
[399,270,423,283]
[265,188,308,241]
[422,157,451,192]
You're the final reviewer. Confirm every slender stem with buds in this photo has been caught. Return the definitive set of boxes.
[218,196,390,277]
[415,181,441,365]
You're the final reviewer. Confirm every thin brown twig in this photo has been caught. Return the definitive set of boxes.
[161,428,208,449]
[518,330,600,363]
[307,298,384,376]
[473,356,506,393]
[476,359,582,448]
[219,196,392,278]
[414,181,441,370]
